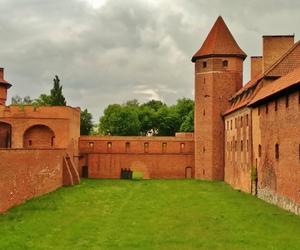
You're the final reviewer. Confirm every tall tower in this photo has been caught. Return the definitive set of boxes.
[0,68,11,106]
[192,16,246,180]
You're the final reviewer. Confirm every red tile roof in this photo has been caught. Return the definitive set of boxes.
[192,16,247,62]
[249,66,300,106]
[224,40,300,115]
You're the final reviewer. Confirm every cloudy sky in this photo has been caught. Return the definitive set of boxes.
[0,0,299,120]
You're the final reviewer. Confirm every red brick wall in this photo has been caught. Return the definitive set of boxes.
[252,89,300,213]
[194,57,243,180]
[0,149,66,213]
[79,136,194,179]
[224,107,252,193]
[263,35,294,72]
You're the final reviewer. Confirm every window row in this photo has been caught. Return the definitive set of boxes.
[257,143,300,161]
[88,141,186,153]
[226,114,249,130]
[227,139,249,152]
[258,91,300,115]
[202,60,228,69]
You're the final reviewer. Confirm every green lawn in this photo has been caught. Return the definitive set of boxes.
[1,180,300,250]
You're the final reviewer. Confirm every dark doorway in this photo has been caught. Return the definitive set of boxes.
[0,122,12,148]
[120,168,133,179]
[185,167,192,179]
[82,166,89,178]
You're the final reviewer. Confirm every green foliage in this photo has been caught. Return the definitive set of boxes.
[98,98,194,136]
[33,75,66,107]
[180,109,194,132]
[80,109,93,135]
[1,180,300,249]
[156,106,181,136]
[99,104,141,136]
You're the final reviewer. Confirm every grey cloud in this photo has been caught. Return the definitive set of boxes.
[0,0,299,120]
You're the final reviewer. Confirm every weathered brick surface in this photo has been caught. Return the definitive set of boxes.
[0,149,66,213]
[79,135,195,179]
[252,90,300,208]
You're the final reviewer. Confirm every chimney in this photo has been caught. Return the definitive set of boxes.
[0,68,12,106]
[263,35,294,72]
[251,56,263,79]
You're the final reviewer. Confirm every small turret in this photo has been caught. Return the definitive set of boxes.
[0,68,12,106]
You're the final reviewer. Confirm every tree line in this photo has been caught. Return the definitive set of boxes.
[11,77,194,136]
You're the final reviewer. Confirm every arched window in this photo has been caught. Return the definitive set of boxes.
[23,125,55,148]
[0,122,12,148]
[107,142,112,152]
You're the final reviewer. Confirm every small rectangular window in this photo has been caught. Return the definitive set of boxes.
[266,103,269,114]
[89,142,94,148]
[258,144,262,157]
[230,120,232,130]
[203,61,207,68]
[246,114,249,126]
[162,142,167,153]
[241,140,243,152]
[275,99,278,111]
[180,143,185,153]
[125,142,130,153]
[241,116,243,127]
[144,142,149,153]
[258,107,261,116]
[107,142,112,152]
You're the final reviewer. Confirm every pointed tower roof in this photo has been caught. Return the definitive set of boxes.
[192,16,247,62]
[0,68,11,89]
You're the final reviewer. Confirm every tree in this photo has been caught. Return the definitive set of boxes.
[80,109,93,135]
[11,95,32,105]
[141,99,166,111]
[33,94,52,106]
[156,106,181,136]
[180,109,194,132]
[50,75,66,106]
[33,75,66,106]
[99,104,141,136]
[175,98,194,124]
[138,106,157,135]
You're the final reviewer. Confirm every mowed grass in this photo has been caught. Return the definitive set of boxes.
[1,180,300,250]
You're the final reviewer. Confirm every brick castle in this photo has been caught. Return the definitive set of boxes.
[1,16,300,214]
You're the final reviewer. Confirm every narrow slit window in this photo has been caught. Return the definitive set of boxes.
[285,95,289,108]
[275,144,280,160]
[203,61,207,68]
[162,142,167,153]
[125,142,130,153]
[258,144,262,157]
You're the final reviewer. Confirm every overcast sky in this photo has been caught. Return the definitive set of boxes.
[0,0,299,120]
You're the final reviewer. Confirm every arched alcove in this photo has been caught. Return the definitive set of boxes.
[23,124,55,148]
[0,122,12,148]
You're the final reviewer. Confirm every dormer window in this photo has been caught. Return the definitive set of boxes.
[203,61,207,68]
[223,60,228,67]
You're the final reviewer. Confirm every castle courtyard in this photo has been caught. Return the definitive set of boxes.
[1,180,300,250]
